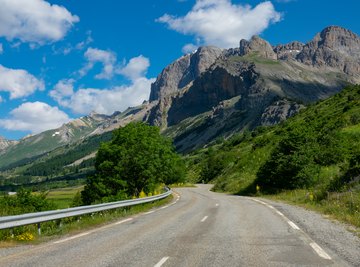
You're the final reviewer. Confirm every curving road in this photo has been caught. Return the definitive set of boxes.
[0,185,359,266]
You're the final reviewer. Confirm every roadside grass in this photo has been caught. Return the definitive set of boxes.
[260,189,360,235]
[0,194,173,245]
[170,183,196,188]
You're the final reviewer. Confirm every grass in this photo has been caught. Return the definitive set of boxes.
[170,183,196,188]
[0,194,173,245]
[46,185,84,209]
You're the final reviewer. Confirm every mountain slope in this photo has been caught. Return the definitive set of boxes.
[0,136,18,151]
[0,114,106,168]
[148,26,360,151]
[185,84,360,228]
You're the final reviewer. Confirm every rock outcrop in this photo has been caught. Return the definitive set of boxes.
[149,46,223,101]
[297,26,360,75]
[239,35,277,60]
[0,136,18,152]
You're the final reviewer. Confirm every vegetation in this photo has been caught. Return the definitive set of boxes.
[81,122,185,204]
[0,192,173,243]
[187,85,360,228]
[0,132,112,192]
[0,188,56,216]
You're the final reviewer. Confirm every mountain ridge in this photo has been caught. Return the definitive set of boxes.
[1,25,359,165]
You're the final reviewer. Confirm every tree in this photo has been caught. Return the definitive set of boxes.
[81,122,185,204]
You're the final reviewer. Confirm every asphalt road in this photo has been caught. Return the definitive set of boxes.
[0,185,358,266]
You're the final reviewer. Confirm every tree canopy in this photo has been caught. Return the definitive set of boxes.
[81,122,185,204]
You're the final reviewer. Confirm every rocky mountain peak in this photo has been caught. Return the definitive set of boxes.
[149,46,222,102]
[297,26,360,74]
[274,41,304,60]
[239,35,277,60]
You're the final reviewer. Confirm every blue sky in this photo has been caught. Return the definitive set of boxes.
[0,0,359,140]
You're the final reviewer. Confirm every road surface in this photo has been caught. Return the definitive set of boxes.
[0,184,359,266]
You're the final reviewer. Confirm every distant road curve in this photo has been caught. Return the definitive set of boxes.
[0,184,359,266]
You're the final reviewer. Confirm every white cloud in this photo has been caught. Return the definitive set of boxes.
[182,43,198,54]
[0,102,71,134]
[80,47,116,79]
[62,77,155,115]
[0,0,79,45]
[51,55,154,115]
[49,78,75,106]
[53,31,93,55]
[157,0,281,48]
[0,43,3,54]
[0,64,44,99]
[118,55,150,81]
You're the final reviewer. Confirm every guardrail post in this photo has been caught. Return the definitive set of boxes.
[37,223,41,236]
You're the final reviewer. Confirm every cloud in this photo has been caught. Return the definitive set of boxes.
[53,31,93,55]
[0,43,3,54]
[49,78,75,106]
[117,55,150,81]
[62,77,155,115]
[157,0,281,48]
[0,0,79,45]
[51,55,154,115]
[80,47,116,79]
[0,64,44,99]
[0,102,71,134]
[182,43,198,54]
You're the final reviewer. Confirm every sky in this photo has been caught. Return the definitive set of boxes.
[0,0,359,140]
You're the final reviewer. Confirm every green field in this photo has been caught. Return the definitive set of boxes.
[46,186,84,209]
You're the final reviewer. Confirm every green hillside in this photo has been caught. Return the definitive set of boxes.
[0,132,112,191]
[187,85,360,227]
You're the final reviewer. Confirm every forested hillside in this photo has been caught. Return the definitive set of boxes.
[187,85,360,226]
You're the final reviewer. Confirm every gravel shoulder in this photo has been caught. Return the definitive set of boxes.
[257,197,360,266]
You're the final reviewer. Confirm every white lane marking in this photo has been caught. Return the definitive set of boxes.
[53,232,90,244]
[145,211,155,215]
[215,203,219,207]
[276,210,285,217]
[201,216,208,222]
[154,256,169,267]
[287,220,300,230]
[160,205,169,209]
[310,242,332,260]
[115,218,133,225]
[249,197,332,261]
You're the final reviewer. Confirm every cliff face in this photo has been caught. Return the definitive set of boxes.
[297,26,360,75]
[149,46,223,101]
[147,26,360,151]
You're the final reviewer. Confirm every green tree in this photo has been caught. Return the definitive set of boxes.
[81,122,185,204]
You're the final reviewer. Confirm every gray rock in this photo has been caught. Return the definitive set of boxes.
[261,99,304,126]
[149,46,222,101]
[0,136,18,152]
[297,26,360,75]
[274,41,304,60]
[239,35,277,60]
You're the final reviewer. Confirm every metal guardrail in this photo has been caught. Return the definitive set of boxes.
[0,188,172,233]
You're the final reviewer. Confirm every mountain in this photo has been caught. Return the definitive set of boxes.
[0,113,106,168]
[0,136,18,151]
[1,25,359,169]
[147,26,360,151]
